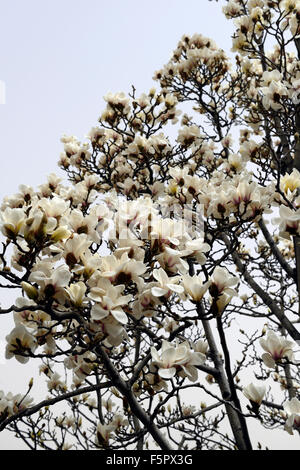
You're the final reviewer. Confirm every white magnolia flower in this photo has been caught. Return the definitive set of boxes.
[177,125,201,146]
[209,266,238,314]
[259,330,295,368]
[5,325,38,364]
[63,233,91,267]
[96,422,117,446]
[38,196,69,219]
[184,239,211,265]
[112,413,128,428]
[151,339,205,381]
[283,397,300,435]
[182,274,211,302]
[193,339,209,355]
[47,372,66,392]
[90,280,131,325]
[100,252,146,284]
[243,382,266,406]
[0,207,26,238]
[261,79,288,111]
[275,206,300,239]
[23,208,57,243]
[280,169,300,195]
[65,281,87,307]
[29,264,72,303]
[132,279,159,319]
[65,209,100,244]
[151,268,184,298]
[210,266,238,295]
[0,391,33,418]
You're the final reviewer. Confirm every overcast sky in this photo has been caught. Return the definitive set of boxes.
[0,0,233,199]
[0,0,299,450]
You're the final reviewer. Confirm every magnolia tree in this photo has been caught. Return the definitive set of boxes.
[1,0,300,451]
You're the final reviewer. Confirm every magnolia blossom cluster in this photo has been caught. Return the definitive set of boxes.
[225,0,300,54]
[1,0,300,449]
[153,33,231,95]
[0,166,245,372]
[96,413,129,446]
[0,390,33,420]
[150,339,206,382]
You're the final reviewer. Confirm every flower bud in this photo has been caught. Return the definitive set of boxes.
[21,281,38,301]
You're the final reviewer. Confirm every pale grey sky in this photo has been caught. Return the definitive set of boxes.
[0,0,233,198]
[0,0,299,451]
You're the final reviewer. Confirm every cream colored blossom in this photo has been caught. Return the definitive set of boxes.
[243,382,266,406]
[151,268,184,298]
[5,325,37,364]
[260,330,295,368]
[182,274,211,302]
[151,339,205,382]
[283,397,300,435]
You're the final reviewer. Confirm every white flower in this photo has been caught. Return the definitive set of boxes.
[5,325,37,364]
[177,125,201,146]
[283,397,300,435]
[259,330,295,368]
[63,233,91,267]
[47,372,66,392]
[100,252,146,284]
[210,266,238,294]
[90,280,131,325]
[243,382,266,406]
[0,391,33,417]
[193,339,209,355]
[96,422,117,446]
[151,339,205,382]
[112,413,128,428]
[182,274,211,302]
[209,266,238,314]
[275,206,300,239]
[0,207,26,238]
[151,268,184,298]
[280,169,300,194]
[104,91,130,112]
[29,264,71,303]
[261,79,288,111]
[184,239,211,265]
[65,209,100,244]
[65,281,87,307]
